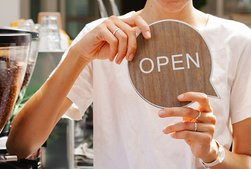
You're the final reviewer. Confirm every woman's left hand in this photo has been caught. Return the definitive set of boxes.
[159,92,218,162]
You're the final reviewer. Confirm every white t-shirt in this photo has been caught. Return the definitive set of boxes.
[63,12,251,169]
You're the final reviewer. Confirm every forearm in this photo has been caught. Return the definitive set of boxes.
[7,47,89,158]
[211,148,251,169]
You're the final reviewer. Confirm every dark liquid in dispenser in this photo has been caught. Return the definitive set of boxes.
[21,62,35,90]
[0,57,21,130]
[14,62,35,109]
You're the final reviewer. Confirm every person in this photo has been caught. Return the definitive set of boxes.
[6,0,251,168]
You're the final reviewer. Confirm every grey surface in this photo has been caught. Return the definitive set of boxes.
[25,51,63,98]
[44,118,74,169]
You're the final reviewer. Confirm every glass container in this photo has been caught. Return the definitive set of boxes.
[0,33,31,133]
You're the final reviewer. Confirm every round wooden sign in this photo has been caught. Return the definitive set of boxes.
[128,20,218,108]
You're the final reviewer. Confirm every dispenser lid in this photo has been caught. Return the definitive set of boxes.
[0,33,31,46]
[0,27,39,40]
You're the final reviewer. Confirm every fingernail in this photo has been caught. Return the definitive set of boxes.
[177,94,184,100]
[115,57,119,64]
[162,127,170,134]
[129,54,134,61]
[144,31,151,39]
[170,133,176,138]
[158,110,165,116]
[117,60,122,64]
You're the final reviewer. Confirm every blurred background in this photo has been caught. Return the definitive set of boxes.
[1,0,251,39]
[0,0,251,169]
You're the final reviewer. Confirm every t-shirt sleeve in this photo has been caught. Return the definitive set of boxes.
[230,36,251,124]
[65,61,93,120]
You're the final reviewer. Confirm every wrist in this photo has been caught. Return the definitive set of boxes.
[69,45,93,64]
[201,139,218,163]
[200,140,225,168]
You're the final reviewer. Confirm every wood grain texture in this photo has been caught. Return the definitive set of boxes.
[128,20,218,108]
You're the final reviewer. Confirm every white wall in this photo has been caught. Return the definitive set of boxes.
[0,0,20,26]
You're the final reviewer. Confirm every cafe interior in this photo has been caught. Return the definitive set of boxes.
[0,0,251,169]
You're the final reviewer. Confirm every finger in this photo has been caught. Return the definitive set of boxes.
[98,25,118,61]
[163,122,215,135]
[158,107,216,124]
[109,16,137,62]
[159,107,197,118]
[105,20,128,64]
[177,92,212,112]
[170,130,213,145]
[122,15,151,39]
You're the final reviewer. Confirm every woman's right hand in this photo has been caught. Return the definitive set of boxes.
[71,14,151,64]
